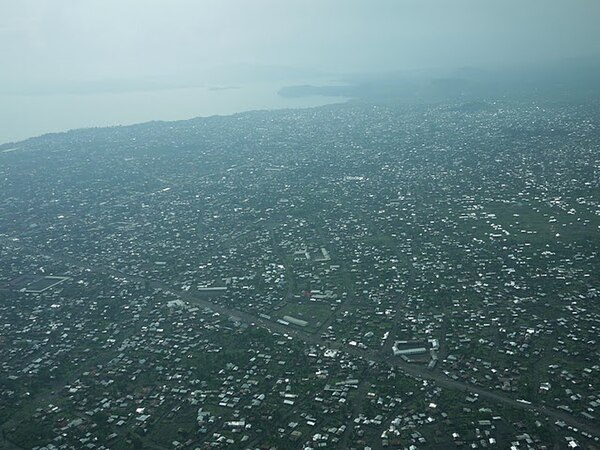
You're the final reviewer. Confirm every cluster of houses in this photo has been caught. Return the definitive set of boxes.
[1,100,598,448]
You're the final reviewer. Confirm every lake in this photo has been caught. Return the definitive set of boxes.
[0,81,348,145]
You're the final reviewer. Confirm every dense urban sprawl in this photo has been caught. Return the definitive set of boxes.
[0,100,599,449]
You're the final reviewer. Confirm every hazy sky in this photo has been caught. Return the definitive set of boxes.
[1,0,599,143]
[2,0,600,88]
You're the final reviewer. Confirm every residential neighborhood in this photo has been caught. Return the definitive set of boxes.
[1,100,598,449]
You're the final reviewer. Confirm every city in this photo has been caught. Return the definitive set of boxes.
[0,100,599,449]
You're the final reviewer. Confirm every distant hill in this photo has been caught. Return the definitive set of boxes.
[279,58,600,104]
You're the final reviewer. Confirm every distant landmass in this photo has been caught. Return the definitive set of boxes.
[208,86,241,91]
[279,59,600,104]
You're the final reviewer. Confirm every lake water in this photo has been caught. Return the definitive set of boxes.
[0,81,347,145]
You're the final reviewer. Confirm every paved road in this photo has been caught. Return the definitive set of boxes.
[3,236,599,440]
[155,280,600,439]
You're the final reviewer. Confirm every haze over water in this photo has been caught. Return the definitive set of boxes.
[0,82,346,144]
[1,0,598,143]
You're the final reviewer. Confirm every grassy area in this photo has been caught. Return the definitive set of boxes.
[275,299,335,329]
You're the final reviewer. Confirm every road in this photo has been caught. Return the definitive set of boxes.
[153,279,600,439]
[2,236,599,440]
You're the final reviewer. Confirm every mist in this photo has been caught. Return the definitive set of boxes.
[1,0,599,142]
